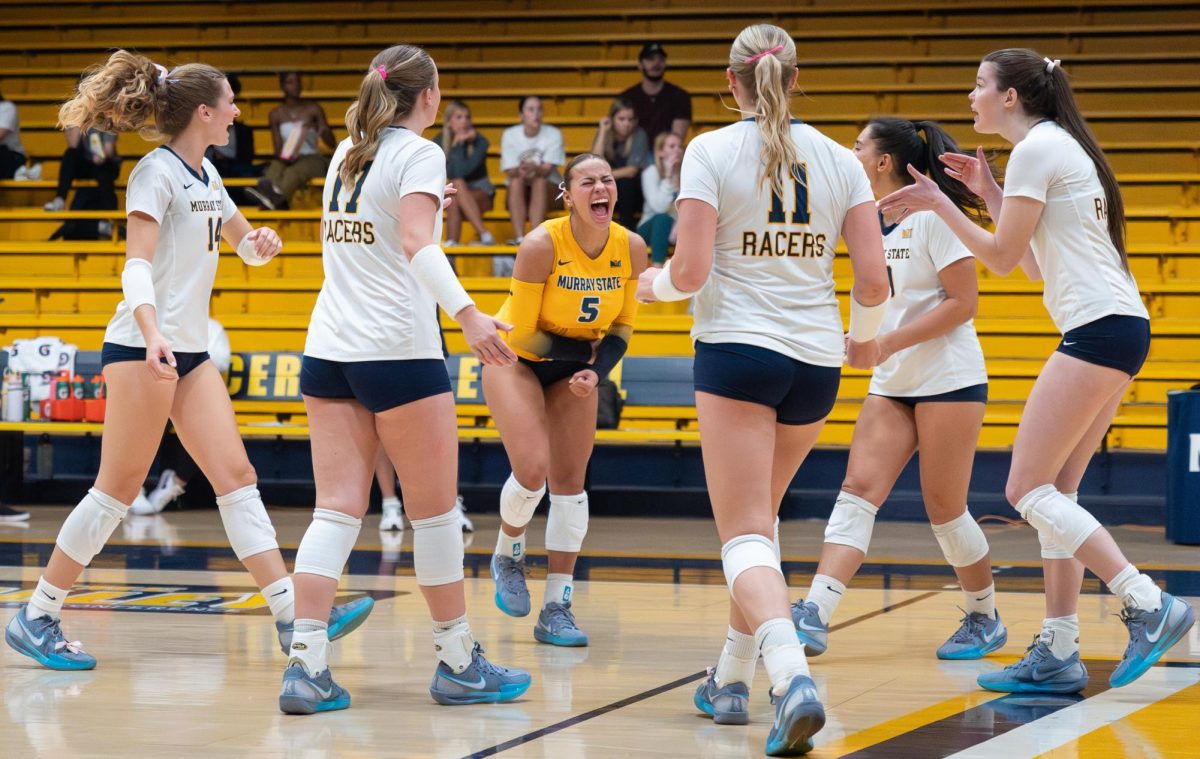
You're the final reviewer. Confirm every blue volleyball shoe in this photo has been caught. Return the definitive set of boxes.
[977,636,1089,694]
[429,642,532,705]
[533,602,589,647]
[5,606,97,671]
[278,661,351,714]
[693,668,750,725]
[765,674,825,756]
[937,610,1008,660]
[491,553,531,617]
[276,596,376,654]
[791,600,828,657]
[1110,592,1195,688]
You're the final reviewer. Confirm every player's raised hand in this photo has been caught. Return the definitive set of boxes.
[876,165,950,223]
[939,146,1000,200]
[248,227,283,261]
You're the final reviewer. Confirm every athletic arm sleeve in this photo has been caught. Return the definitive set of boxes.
[504,278,592,361]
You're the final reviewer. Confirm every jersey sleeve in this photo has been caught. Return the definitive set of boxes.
[219,179,238,222]
[922,212,973,271]
[676,137,719,210]
[125,158,174,223]
[1003,136,1057,203]
[840,146,875,209]
[398,141,448,202]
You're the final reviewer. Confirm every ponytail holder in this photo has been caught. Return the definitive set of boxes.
[375,65,387,80]
[555,181,566,202]
[744,43,786,64]
[153,63,169,84]
[1044,57,1061,73]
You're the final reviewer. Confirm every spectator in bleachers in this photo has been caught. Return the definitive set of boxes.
[42,127,120,213]
[500,96,565,264]
[591,97,650,230]
[433,100,496,247]
[619,42,692,143]
[637,131,683,266]
[0,88,28,180]
[246,71,336,210]
[204,73,258,206]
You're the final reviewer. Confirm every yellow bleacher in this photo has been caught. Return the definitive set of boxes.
[0,0,1197,450]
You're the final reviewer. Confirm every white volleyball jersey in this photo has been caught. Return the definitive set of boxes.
[105,147,236,352]
[869,211,988,397]
[678,119,875,367]
[1003,121,1148,333]
[305,128,447,361]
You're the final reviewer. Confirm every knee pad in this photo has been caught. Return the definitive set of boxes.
[56,488,128,566]
[773,516,781,562]
[1016,484,1101,556]
[411,508,465,586]
[720,534,782,593]
[499,473,545,529]
[931,510,989,567]
[216,484,279,561]
[545,492,588,553]
[824,491,878,554]
[1038,491,1076,559]
[294,508,362,580]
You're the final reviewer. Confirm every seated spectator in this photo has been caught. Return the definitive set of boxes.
[204,73,259,206]
[619,42,692,143]
[43,127,120,213]
[637,131,683,266]
[433,100,496,247]
[0,88,28,180]
[591,97,650,230]
[247,71,336,210]
[500,95,565,271]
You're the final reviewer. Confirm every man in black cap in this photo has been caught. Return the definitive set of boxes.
[619,42,692,143]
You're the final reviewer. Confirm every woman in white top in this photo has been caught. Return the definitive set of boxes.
[638,25,889,755]
[879,48,1194,693]
[280,44,530,715]
[4,51,374,673]
[793,117,1006,663]
[637,131,683,266]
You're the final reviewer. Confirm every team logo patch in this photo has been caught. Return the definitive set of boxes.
[901,228,913,238]
[0,582,398,615]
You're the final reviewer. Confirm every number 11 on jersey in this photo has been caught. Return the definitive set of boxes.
[767,163,811,225]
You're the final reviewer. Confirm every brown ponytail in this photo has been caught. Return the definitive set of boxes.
[342,45,436,183]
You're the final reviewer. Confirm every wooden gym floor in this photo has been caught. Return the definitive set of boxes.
[1,507,1197,758]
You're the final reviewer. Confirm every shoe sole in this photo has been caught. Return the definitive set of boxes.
[795,629,827,657]
[429,678,532,705]
[694,687,751,725]
[4,626,96,671]
[533,627,588,647]
[279,693,351,714]
[1109,601,1196,688]
[937,630,1009,660]
[329,597,375,642]
[977,675,1088,694]
[766,701,825,756]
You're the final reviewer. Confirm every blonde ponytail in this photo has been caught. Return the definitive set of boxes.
[342,45,436,183]
[59,49,225,141]
[729,25,800,199]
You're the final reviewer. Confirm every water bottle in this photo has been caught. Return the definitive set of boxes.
[3,372,24,422]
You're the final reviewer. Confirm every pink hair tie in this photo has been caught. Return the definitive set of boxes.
[376,65,387,80]
[744,43,785,64]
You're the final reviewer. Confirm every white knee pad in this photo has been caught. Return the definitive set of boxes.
[824,491,879,554]
[499,473,545,529]
[931,510,989,567]
[1038,491,1077,559]
[56,488,128,566]
[545,492,588,553]
[216,484,279,561]
[773,517,781,562]
[294,508,362,580]
[1016,484,1101,556]
[411,508,465,586]
[720,534,782,593]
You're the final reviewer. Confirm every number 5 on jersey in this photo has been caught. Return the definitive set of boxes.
[579,296,600,323]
